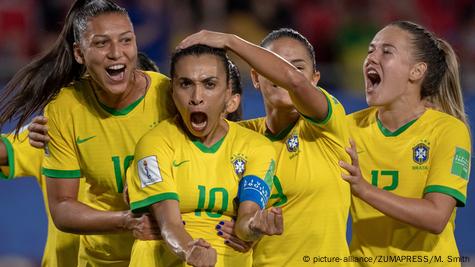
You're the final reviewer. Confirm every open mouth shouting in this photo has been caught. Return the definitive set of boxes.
[365,67,381,92]
[106,64,126,82]
[190,111,208,132]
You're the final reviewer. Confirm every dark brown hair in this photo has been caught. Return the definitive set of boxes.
[0,0,128,133]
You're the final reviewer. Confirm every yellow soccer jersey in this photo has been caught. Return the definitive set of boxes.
[240,88,352,267]
[348,108,471,267]
[42,71,171,267]
[127,117,276,267]
[1,129,80,267]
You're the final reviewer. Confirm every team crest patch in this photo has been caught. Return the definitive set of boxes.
[413,143,429,165]
[286,133,299,153]
[231,154,247,176]
[138,156,162,188]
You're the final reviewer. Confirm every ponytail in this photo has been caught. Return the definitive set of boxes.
[0,0,127,134]
[427,39,469,127]
[391,21,469,128]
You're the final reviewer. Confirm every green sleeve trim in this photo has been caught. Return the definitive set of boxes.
[130,192,180,213]
[301,89,332,125]
[42,167,81,178]
[424,185,466,207]
[0,136,15,179]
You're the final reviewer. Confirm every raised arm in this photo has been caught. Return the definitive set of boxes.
[178,30,328,120]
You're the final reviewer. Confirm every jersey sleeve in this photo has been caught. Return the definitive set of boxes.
[127,129,177,213]
[237,137,276,209]
[301,88,350,149]
[424,122,471,207]
[41,100,81,178]
[301,88,351,164]
[1,129,43,179]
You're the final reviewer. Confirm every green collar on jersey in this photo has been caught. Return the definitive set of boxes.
[98,96,145,116]
[265,119,298,141]
[192,135,226,153]
[376,116,418,137]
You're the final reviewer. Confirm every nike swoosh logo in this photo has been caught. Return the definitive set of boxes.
[76,135,96,144]
[172,160,189,167]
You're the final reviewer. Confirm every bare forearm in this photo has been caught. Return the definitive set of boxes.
[160,223,194,260]
[359,187,454,234]
[234,213,260,242]
[151,201,193,260]
[226,35,327,119]
[51,199,129,234]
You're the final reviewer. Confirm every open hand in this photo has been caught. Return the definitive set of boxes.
[177,30,231,51]
[339,139,371,198]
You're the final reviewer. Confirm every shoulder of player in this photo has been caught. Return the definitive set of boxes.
[346,107,376,127]
[423,109,470,135]
[140,117,181,143]
[144,71,170,87]
[45,81,88,116]
[232,121,273,147]
[237,117,266,132]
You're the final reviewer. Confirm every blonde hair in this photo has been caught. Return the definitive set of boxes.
[426,39,468,126]
[391,21,469,128]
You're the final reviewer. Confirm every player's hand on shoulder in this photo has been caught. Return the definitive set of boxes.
[28,115,50,148]
[185,238,217,267]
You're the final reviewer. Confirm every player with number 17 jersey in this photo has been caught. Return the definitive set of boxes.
[348,108,471,267]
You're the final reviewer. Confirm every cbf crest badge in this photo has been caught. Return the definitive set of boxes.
[413,142,429,165]
[286,133,299,153]
[231,154,247,176]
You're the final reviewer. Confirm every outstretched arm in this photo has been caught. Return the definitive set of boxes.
[151,200,217,267]
[178,30,328,120]
[47,177,158,239]
[339,140,456,234]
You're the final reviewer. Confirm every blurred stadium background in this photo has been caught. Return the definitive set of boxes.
[0,0,474,266]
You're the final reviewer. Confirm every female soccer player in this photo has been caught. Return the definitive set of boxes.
[225,61,243,122]
[0,0,170,266]
[126,44,282,267]
[340,21,471,267]
[0,51,169,266]
[1,129,81,267]
[178,28,352,266]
